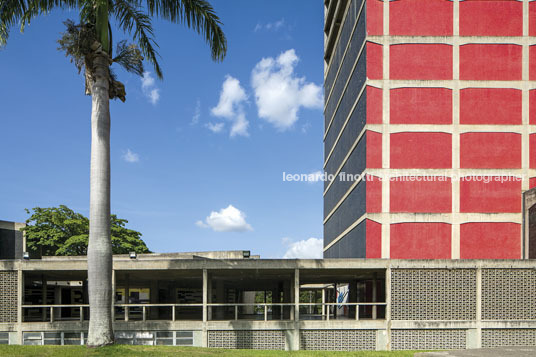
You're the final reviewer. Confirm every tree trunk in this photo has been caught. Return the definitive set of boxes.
[86,52,114,347]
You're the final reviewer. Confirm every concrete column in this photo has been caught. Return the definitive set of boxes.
[385,267,392,351]
[372,275,378,320]
[202,269,208,347]
[321,288,326,319]
[110,270,115,322]
[475,267,482,348]
[16,265,23,345]
[207,272,213,321]
[294,269,300,322]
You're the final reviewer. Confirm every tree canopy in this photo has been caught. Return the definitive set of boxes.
[22,205,150,256]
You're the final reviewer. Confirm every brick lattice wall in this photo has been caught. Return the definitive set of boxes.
[208,330,285,350]
[482,269,536,320]
[391,269,476,320]
[0,271,18,323]
[300,329,376,351]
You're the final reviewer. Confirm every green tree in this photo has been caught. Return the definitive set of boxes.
[1,0,226,346]
[23,205,150,256]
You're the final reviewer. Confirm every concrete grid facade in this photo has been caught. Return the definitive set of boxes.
[323,0,536,259]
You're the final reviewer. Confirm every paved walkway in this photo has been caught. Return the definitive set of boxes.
[415,347,536,357]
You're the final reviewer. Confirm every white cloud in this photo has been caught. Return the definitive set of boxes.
[283,237,323,259]
[122,149,140,163]
[254,19,286,32]
[196,205,253,232]
[141,71,160,105]
[191,98,201,125]
[306,170,323,184]
[205,122,225,133]
[251,49,323,131]
[211,75,249,137]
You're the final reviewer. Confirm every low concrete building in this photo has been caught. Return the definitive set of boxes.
[1,221,535,350]
[0,254,535,350]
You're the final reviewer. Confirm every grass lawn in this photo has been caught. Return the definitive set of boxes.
[0,345,423,356]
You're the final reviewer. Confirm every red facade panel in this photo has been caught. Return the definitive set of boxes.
[389,0,453,36]
[460,1,522,37]
[366,175,382,213]
[390,223,451,259]
[366,0,383,36]
[366,131,382,169]
[390,44,452,80]
[460,132,521,169]
[390,88,452,124]
[367,42,383,80]
[531,2,536,37]
[366,86,383,124]
[460,88,522,125]
[460,223,521,259]
[460,177,522,213]
[366,219,382,259]
[531,134,536,169]
[390,132,452,169]
[531,46,536,81]
[531,178,536,189]
[531,90,536,125]
[390,177,452,213]
[460,44,522,81]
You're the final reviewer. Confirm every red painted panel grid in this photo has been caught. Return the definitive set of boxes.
[366,0,383,36]
[366,175,382,213]
[531,46,536,81]
[366,86,383,124]
[460,177,522,213]
[390,132,452,169]
[390,177,452,213]
[390,44,453,80]
[460,1,522,37]
[531,2,536,37]
[460,132,521,169]
[390,88,452,124]
[389,0,453,36]
[531,178,536,189]
[460,88,522,125]
[531,134,536,169]
[460,223,521,259]
[366,219,382,259]
[366,131,382,169]
[460,44,522,81]
[531,90,536,125]
[390,223,451,259]
[367,42,383,80]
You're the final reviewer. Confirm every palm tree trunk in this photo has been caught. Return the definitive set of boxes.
[87,52,114,347]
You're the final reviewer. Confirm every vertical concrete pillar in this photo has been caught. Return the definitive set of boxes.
[16,264,23,345]
[202,269,208,347]
[321,288,326,319]
[372,275,378,320]
[475,267,482,348]
[385,266,392,351]
[291,268,300,351]
[111,270,115,322]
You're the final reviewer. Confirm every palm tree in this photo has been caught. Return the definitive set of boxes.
[1,0,226,347]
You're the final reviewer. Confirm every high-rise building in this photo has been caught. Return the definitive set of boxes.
[323,0,536,259]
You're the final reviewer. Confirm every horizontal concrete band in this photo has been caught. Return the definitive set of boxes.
[367,36,536,46]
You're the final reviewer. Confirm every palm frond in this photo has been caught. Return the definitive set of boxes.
[0,0,28,47]
[20,1,80,31]
[146,0,227,62]
[111,0,162,78]
[112,39,144,76]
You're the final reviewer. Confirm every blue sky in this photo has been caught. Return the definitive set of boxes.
[0,0,325,258]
